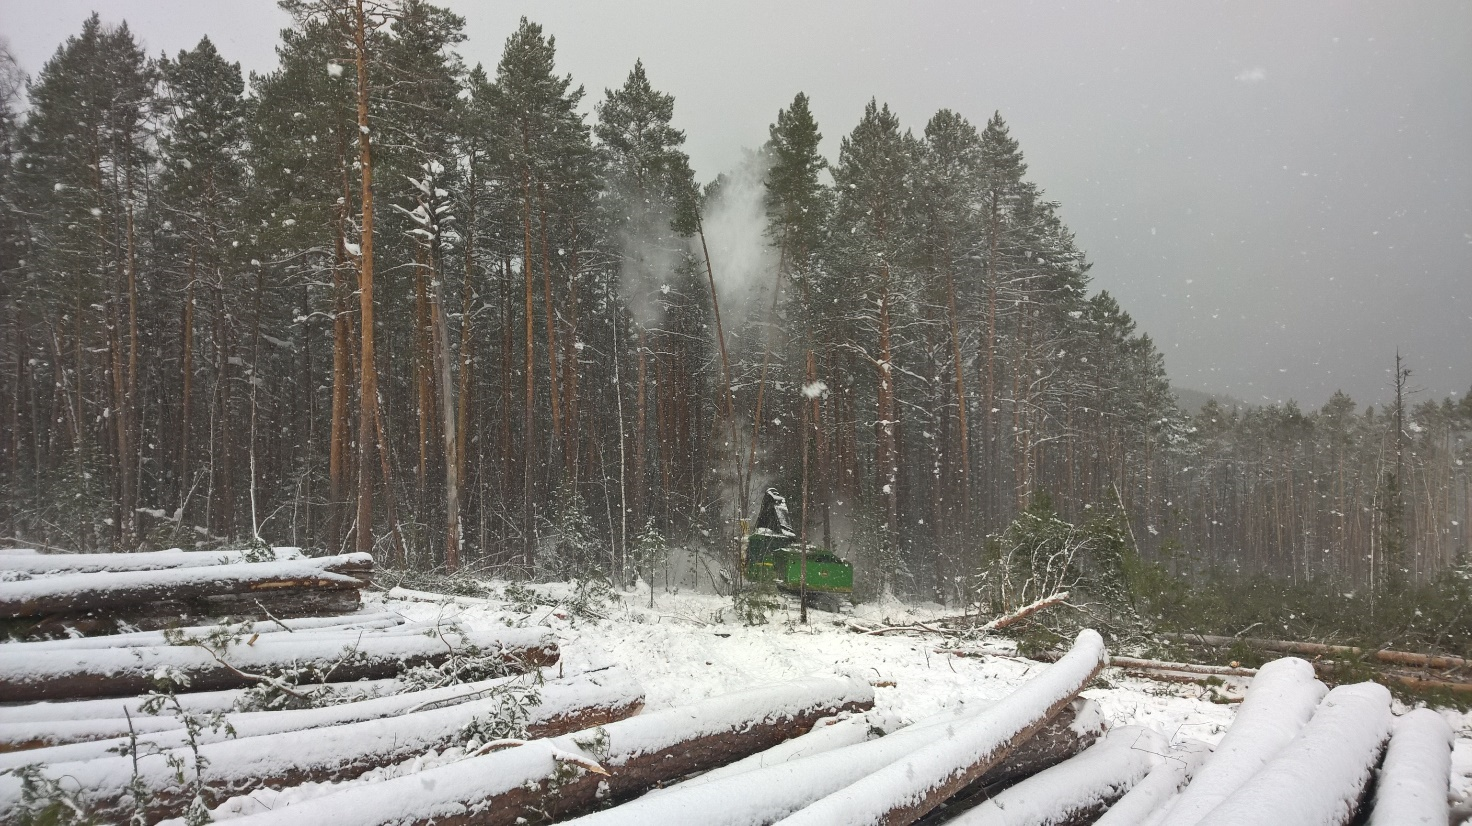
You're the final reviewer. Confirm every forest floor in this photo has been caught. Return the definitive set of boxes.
[207,582,1472,821]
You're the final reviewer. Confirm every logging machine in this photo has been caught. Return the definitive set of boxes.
[742,488,853,602]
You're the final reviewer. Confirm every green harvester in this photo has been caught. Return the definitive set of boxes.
[743,488,853,597]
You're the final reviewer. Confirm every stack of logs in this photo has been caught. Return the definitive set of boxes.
[0,547,377,638]
[0,624,1454,824]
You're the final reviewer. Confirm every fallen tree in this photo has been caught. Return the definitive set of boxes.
[1365,708,1454,826]
[0,624,557,701]
[948,725,1167,825]
[213,675,875,826]
[848,592,1070,636]
[0,554,378,637]
[774,628,1108,826]
[1149,657,1326,826]
[2,610,403,653]
[0,547,305,575]
[1094,739,1211,826]
[1168,633,1469,673]
[0,665,632,766]
[0,668,643,824]
[573,699,1104,826]
[1194,682,1393,826]
[0,676,399,727]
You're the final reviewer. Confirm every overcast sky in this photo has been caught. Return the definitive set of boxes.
[3,1,1468,409]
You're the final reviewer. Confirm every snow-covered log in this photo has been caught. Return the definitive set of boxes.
[2,610,404,653]
[0,553,374,620]
[1365,708,1454,826]
[1148,656,1327,826]
[0,676,399,726]
[0,624,556,701]
[773,628,1108,826]
[947,725,1167,825]
[914,698,1106,823]
[573,698,1102,826]
[0,665,634,766]
[1089,739,1210,826]
[666,712,882,789]
[0,547,305,575]
[215,675,874,826]
[1194,682,1393,826]
[0,668,641,824]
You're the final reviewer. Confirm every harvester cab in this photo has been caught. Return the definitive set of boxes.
[742,488,853,600]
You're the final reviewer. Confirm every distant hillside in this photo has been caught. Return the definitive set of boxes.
[1173,386,1249,415]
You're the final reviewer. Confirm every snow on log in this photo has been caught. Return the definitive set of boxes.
[0,547,305,575]
[216,675,875,826]
[0,665,632,766]
[913,698,1106,824]
[0,668,642,824]
[2,611,404,653]
[0,553,374,620]
[666,712,882,790]
[773,628,1108,826]
[1365,708,1454,826]
[0,676,398,726]
[0,624,557,701]
[976,591,1070,633]
[1091,739,1211,826]
[947,725,1167,825]
[1194,682,1393,826]
[1150,656,1327,826]
[575,698,1102,826]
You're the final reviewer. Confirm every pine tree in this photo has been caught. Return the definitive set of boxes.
[830,99,916,587]
[158,36,248,540]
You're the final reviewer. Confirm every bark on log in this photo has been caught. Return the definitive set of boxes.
[2,611,403,652]
[573,699,1104,826]
[0,625,557,702]
[213,676,875,826]
[0,554,375,621]
[775,629,1108,826]
[0,677,400,726]
[946,726,1168,825]
[0,669,643,824]
[0,665,632,765]
[1167,633,1469,672]
[1195,683,1393,826]
[0,547,307,574]
[912,699,1106,825]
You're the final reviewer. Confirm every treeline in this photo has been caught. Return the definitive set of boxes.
[0,3,1466,600]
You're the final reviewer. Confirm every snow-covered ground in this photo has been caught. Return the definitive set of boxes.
[205,582,1470,821]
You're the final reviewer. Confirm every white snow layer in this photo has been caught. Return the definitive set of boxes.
[214,675,873,826]
[0,623,550,691]
[3,610,402,652]
[0,546,304,575]
[1092,738,1211,826]
[950,724,1167,825]
[0,553,370,608]
[1149,656,1327,826]
[1366,707,1454,825]
[772,628,1108,826]
[0,676,399,725]
[1194,681,1393,826]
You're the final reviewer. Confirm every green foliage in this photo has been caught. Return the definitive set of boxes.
[732,578,780,626]
[628,517,668,603]
[540,482,605,582]
[8,763,98,826]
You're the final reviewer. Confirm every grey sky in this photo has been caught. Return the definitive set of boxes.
[3,0,1468,409]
